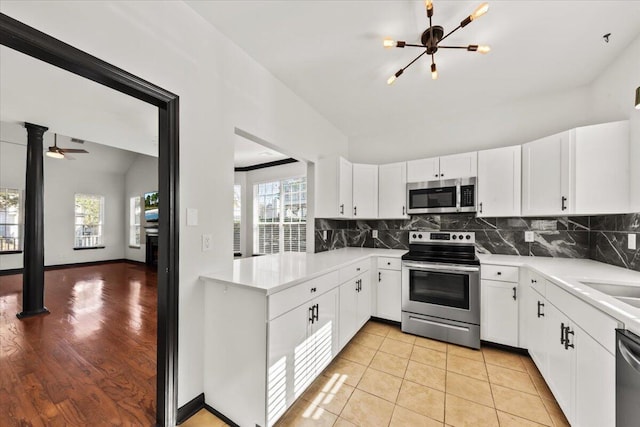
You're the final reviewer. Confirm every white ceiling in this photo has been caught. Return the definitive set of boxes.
[187,0,640,140]
[0,45,158,157]
[234,135,289,168]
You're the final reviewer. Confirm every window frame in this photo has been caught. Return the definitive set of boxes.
[129,195,142,248]
[74,193,105,249]
[0,187,23,253]
[233,184,242,255]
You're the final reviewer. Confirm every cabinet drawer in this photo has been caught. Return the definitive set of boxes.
[528,271,546,296]
[481,264,518,282]
[339,259,371,283]
[546,281,620,355]
[269,271,339,320]
[377,257,401,271]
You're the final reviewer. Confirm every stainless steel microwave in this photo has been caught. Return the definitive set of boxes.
[406,177,476,214]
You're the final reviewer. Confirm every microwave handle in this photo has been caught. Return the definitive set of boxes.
[402,262,480,273]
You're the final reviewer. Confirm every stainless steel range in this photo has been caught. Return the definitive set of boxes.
[401,231,480,349]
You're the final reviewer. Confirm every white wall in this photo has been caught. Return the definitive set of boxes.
[0,0,348,408]
[234,161,307,257]
[124,154,159,262]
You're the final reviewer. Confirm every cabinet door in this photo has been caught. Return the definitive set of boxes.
[267,304,311,426]
[378,162,408,218]
[310,288,339,376]
[522,131,572,215]
[338,157,353,218]
[544,302,575,421]
[574,120,629,214]
[477,146,521,217]
[527,287,548,377]
[339,279,359,349]
[356,272,372,327]
[352,164,378,218]
[407,157,439,182]
[376,269,401,322]
[439,152,477,180]
[481,279,519,347]
[574,324,615,427]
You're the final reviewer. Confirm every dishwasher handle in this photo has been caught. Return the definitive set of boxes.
[619,338,640,374]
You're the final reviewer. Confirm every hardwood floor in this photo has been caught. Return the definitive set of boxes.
[0,262,157,426]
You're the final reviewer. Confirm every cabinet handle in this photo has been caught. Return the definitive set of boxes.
[310,287,317,293]
[314,304,319,322]
[402,206,405,216]
[355,279,359,292]
[531,279,537,284]
[359,279,362,292]
[387,262,391,266]
[497,271,502,276]
[479,202,483,213]
[354,206,357,216]
[309,306,315,324]
[340,204,344,214]
[356,267,361,271]
[512,286,517,300]
[378,272,382,282]
[537,301,545,317]
[435,174,439,178]
[565,327,575,350]
[440,173,444,177]
[561,196,567,211]
[560,322,566,345]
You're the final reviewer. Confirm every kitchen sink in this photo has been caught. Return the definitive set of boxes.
[580,281,640,308]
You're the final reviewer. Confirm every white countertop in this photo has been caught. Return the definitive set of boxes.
[200,248,407,295]
[478,254,640,336]
[201,248,640,335]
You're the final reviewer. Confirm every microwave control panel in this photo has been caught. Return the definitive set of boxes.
[460,185,475,207]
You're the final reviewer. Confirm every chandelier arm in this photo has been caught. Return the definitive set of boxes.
[438,24,462,44]
[401,50,429,72]
[438,45,471,49]
[431,53,435,65]
[403,43,427,48]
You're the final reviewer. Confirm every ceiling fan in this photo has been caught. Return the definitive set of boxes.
[46,133,89,159]
[384,0,490,84]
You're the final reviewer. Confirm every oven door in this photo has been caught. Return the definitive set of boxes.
[402,262,480,325]
[406,181,458,214]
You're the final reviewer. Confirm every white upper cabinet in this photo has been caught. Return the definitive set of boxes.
[378,162,408,218]
[407,157,439,182]
[522,120,629,216]
[315,156,353,218]
[407,152,477,182]
[477,145,521,217]
[439,152,478,180]
[352,164,378,218]
[522,131,572,216]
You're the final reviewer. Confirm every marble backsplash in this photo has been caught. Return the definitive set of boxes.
[314,213,640,272]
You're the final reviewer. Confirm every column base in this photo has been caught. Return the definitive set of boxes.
[17,307,50,319]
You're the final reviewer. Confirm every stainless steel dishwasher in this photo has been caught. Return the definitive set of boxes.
[616,329,640,427]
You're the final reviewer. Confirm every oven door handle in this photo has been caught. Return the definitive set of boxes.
[402,262,480,273]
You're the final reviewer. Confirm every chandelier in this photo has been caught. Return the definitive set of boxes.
[385,0,490,84]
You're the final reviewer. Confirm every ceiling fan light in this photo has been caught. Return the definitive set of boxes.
[478,45,491,54]
[635,87,640,110]
[387,69,404,85]
[431,63,438,80]
[46,150,64,159]
[383,38,395,48]
[425,0,434,17]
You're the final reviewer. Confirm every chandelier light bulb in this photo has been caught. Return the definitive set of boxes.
[478,45,491,54]
[431,63,438,80]
[383,38,395,48]
[471,2,489,20]
[425,0,433,11]
[387,75,397,85]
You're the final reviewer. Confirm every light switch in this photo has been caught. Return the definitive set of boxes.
[372,230,379,239]
[322,230,327,240]
[629,234,637,250]
[202,234,212,252]
[524,231,535,243]
[186,208,198,226]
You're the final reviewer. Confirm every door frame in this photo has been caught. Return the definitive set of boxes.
[0,13,180,426]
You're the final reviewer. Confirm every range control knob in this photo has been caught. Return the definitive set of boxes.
[466,234,471,240]
[459,235,464,240]
[452,235,457,240]
[418,234,423,239]
[412,233,417,239]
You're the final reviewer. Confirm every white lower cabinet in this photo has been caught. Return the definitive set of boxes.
[481,279,519,347]
[339,271,371,349]
[526,285,548,377]
[267,287,339,426]
[375,257,402,322]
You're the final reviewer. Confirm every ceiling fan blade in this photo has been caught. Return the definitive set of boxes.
[63,153,76,160]
[59,148,88,154]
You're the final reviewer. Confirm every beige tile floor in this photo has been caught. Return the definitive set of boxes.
[181,321,569,427]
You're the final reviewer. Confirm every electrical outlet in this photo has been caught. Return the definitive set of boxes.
[372,230,379,239]
[524,231,535,243]
[202,234,212,252]
[629,233,637,250]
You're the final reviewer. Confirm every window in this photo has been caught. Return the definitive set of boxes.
[0,188,22,252]
[129,196,141,247]
[254,177,306,255]
[233,185,241,254]
[74,194,104,248]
